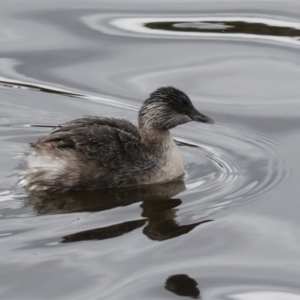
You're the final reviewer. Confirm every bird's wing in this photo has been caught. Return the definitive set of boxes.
[33,117,142,161]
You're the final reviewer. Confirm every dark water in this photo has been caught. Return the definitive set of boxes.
[1,0,300,299]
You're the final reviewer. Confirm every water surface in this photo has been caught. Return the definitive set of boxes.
[1,0,300,299]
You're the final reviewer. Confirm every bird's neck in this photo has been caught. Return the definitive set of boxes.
[139,125,171,149]
[139,125,184,183]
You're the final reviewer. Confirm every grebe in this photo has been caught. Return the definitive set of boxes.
[21,86,214,193]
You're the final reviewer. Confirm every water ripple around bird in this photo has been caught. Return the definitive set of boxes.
[0,78,291,221]
[1,3,300,298]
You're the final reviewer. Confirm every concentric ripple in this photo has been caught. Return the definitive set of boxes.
[83,14,300,45]
[175,121,291,216]
[0,78,291,217]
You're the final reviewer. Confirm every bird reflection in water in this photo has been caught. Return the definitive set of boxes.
[165,274,200,299]
[141,199,212,241]
[26,179,212,243]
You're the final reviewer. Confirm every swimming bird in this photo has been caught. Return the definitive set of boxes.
[21,86,214,193]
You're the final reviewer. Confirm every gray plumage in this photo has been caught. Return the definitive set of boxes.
[21,86,214,193]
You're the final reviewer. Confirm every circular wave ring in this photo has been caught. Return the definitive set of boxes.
[177,122,291,212]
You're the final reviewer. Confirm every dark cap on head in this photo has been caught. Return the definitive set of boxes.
[139,86,214,129]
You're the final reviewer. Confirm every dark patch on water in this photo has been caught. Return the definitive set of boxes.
[146,20,300,37]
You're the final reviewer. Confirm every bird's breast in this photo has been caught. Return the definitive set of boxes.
[147,137,184,184]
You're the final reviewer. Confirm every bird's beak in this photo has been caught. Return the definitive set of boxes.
[190,109,214,124]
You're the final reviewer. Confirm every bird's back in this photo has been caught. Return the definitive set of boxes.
[22,117,155,192]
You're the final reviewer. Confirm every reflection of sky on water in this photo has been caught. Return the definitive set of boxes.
[84,16,300,45]
[229,292,300,300]
[1,0,300,299]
